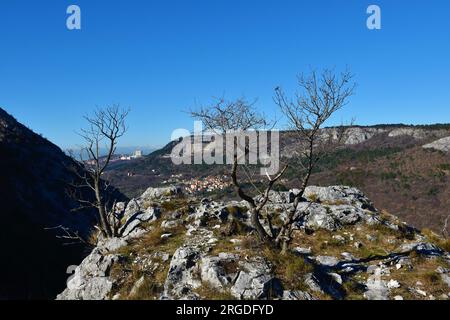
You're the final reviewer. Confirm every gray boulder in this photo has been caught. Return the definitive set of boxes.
[364,277,389,300]
[141,186,183,201]
[98,237,128,252]
[230,258,282,299]
[314,256,339,267]
[398,242,443,256]
[163,245,202,299]
[123,199,141,221]
[161,220,182,229]
[304,272,345,300]
[120,206,160,238]
[282,290,314,300]
[199,256,233,290]
[56,248,118,300]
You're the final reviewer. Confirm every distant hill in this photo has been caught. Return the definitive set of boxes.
[104,124,450,234]
[0,107,126,299]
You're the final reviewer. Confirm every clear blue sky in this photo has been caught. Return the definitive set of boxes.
[1,0,449,149]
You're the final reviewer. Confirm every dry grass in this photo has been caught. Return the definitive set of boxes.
[159,197,191,213]
[87,229,100,246]
[388,255,449,300]
[307,193,319,202]
[422,228,450,252]
[342,277,367,300]
[194,283,236,300]
[290,223,404,260]
[262,246,313,291]
[109,221,187,300]
[127,276,164,300]
[210,237,243,256]
[110,261,168,300]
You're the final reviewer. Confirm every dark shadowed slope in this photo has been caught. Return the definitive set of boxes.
[0,107,125,299]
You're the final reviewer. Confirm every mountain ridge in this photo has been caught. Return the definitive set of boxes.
[104,124,450,235]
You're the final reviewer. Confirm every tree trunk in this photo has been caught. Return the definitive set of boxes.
[275,170,311,249]
[250,207,271,243]
[94,180,113,238]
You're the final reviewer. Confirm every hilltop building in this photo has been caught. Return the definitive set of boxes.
[133,150,143,158]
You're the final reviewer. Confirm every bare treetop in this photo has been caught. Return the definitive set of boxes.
[275,68,355,136]
[79,105,129,174]
[190,97,267,133]
[71,104,130,238]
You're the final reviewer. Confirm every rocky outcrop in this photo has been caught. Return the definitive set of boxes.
[119,206,160,238]
[263,186,379,231]
[57,184,450,301]
[389,128,428,140]
[423,136,450,152]
[141,186,183,201]
[56,241,124,300]
[56,194,168,300]
[389,128,449,140]
[343,127,384,145]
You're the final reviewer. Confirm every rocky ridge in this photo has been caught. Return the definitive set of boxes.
[423,136,450,152]
[57,185,450,301]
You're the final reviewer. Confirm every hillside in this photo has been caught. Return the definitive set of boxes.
[0,107,125,299]
[104,125,450,234]
[57,185,450,300]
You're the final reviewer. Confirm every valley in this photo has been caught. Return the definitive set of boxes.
[104,125,450,233]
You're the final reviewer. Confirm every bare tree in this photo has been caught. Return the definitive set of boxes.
[273,68,355,251]
[190,97,287,242]
[70,105,129,238]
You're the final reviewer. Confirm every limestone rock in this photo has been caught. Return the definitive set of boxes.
[398,242,443,256]
[315,256,339,267]
[364,267,390,300]
[161,219,181,229]
[293,247,312,255]
[163,245,202,299]
[423,136,450,152]
[282,290,314,300]
[387,279,400,289]
[199,256,233,290]
[56,248,118,300]
[230,258,282,299]
[98,237,128,252]
[120,206,161,237]
[389,128,427,140]
[141,186,183,200]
